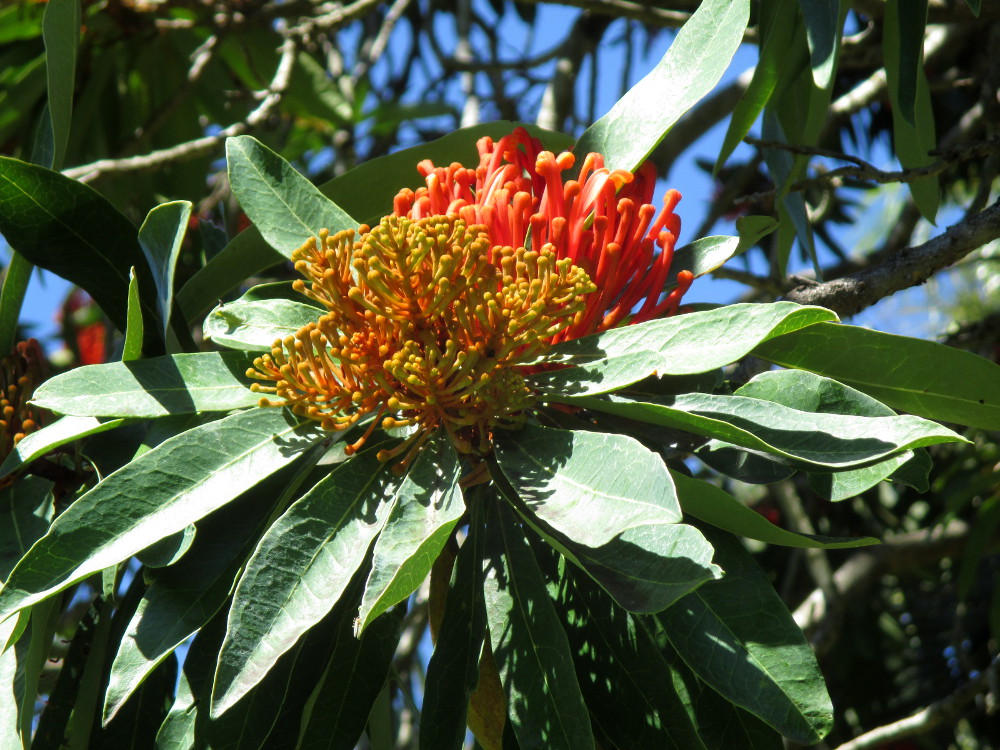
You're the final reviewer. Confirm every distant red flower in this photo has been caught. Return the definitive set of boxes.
[393,127,694,343]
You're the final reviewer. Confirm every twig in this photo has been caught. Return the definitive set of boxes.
[351,0,411,84]
[63,36,299,183]
[517,0,693,28]
[782,198,1000,317]
[832,654,1000,750]
[288,0,383,36]
[737,137,1000,201]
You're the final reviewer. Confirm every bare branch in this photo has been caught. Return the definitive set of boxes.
[63,37,299,183]
[782,199,1000,317]
[518,0,693,28]
[794,521,976,656]
[738,136,1000,197]
[831,654,1000,750]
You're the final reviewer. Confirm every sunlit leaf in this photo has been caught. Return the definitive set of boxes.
[138,200,191,341]
[31,352,260,417]
[357,434,463,633]
[753,322,1000,430]
[575,0,750,172]
[0,408,325,621]
[226,135,358,258]
[204,298,324,352]
[528,302,836,396]
[211,442,405,717]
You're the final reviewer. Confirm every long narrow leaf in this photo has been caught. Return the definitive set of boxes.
[753,322,1000,430]
[211,441,406,718]
[527,302,836,396]
[31,352,261,417]
[356,434,463,632]
[226,136,357,258]
[653,530,833,743]
[482,501,594,750]
[0,408,324,622]
[575,0,749,172]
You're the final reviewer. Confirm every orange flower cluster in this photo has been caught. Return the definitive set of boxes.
[0,339,46,459]
[248,214,595,468]
[393,126,693,341]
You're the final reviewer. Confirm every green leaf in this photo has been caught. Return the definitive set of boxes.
[153,671,196,750]
[135,524,197,569]
[226,135,358,258]
[31,351,261,417]
[688,679,784,750]
[419,498,487,750]
[210,441,406,718]
[0,157,160,343]
[672,470,878,548]
[566,392,966,469]
[733,368,929,499]
[965,0,981,16]
[139,200,192,342]
[753,322,1000,430]
[541,548,708,750]
[0,416,124,481]
[0,476,54,583]
[199,596,374,750]
[494,425,720,613]
[41,0,80,170]
[357,433,463,632]
[482,500,594,750]
[761,110,819,275]
[715,0,799,171]
[495,424,681,545]
[0,251,33,356]
[9,600,58,744]
[574,0,749,172]
[95,653,177,750]
[0,408,324,621]
[123,267,143,361]
[653,529,833,743]
[799,0,842,89]
[205,298,324,352]
[102,456,319,726]
[884,0,938,221]
[886,0,928,126]
[527,302,837,396]
[176,225,284,324]
[0,613,26,749]
[34,600,115,749]
[294,578,404,750]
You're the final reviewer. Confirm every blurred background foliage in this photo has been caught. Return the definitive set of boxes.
[0,0,998,748]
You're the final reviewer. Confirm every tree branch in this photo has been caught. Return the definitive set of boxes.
[793,520,980,657]
[781,199,1000,317]
[831,654,1000,750]
[62,36,299,183]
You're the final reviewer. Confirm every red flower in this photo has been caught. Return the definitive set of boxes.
[393,127,694,343]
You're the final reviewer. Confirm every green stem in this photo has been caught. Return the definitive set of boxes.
[0,251,34,354]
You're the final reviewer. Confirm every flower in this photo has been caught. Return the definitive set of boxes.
[392,126,694,342]
[0,339,47,461]
[248,214,594,469]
